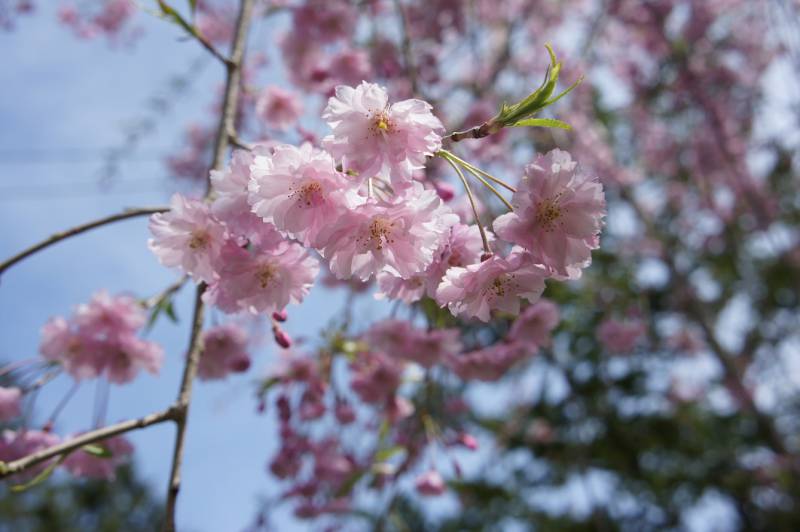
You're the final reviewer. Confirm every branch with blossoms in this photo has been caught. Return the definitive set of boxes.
[0,1,607,528]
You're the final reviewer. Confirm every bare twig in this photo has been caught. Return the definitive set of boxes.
[163,1,255,529]
[619,187,790,457]
[0,407,179,479]
[164,283,207,532]
[0,207,168,277]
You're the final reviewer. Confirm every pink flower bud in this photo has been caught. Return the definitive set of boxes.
[415,469,446,496]
[274,328,292,349]
[434,181,456,202]
[272,310,288,322]
[456,433,479,451]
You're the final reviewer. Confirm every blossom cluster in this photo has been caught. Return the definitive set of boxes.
[0,429,133,481]
[149,82,606,324]
[261,302,561,517]
[39,290,163,384]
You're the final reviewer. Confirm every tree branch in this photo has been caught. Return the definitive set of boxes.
[619,187,790,457]
[0,407,179,479]
[162,1,255,529]
[163,283,207,532]
[0,207,168,278]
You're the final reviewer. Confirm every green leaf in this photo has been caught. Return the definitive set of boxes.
[512,118,572,130]
[10,456,65,492]
[374,446,405,463]
[82,444,113,459]
[334,469,367,497]
[188,0,197,13]
[157,0,197,37]
[163,300,178,323]
[146,297,180,331]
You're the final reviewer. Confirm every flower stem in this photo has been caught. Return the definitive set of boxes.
[440,153,491,255]
[460,164,514,212]
[441,150,516,193]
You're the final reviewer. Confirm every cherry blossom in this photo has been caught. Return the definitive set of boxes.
[248,143,352,246]
[63,435,134,480]
[205,239,319,315]
[255,85,303,130]
[493,149,606,279]
[197,324,252,380]
[319,182,457,281]
[148,194,227,283]
[0,386,22,421]
[508,299,560,347]
[322,82,444,186]
[436,248,547,322]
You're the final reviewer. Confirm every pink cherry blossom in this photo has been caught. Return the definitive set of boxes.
[0,386,22,421]
[39,292,163,384]
[322,82,444,186]
[374,272,428,303]
[415,469,446,496]
[349,351,404,404]
[319,182,457,281]
[205,240,319,315]
[63,435,134,480]
[291,0,355,44]
[436,248,547,322]
[256,86,303,130]
[0,429,60,479]
[424,223,487,296]
[148,194,227,283]
[596,317,647,354]
[248,143,352,246]
[197,324,251,380]
[445,342,531,381]
[363,319,462,367]
[508,299,560,347]
[74,290,145,339]
[104,333,163,384]
[210,147,271,237]
[493,149,606,279]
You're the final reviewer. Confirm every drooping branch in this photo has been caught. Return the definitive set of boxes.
[0,206,168,277]
[0,406,180,479]
[163,283,207,532]
[619,187,791,458]
[162,1,255,529]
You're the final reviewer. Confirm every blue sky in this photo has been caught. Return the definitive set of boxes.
[0,6,393,530]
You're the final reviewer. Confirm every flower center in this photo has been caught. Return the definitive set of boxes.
[486,273,517,299]
[256,263,277,289]
[188,230,210,250]
[370,111,393,135]
[535,196,564,232]
[358,216,396,251]
[289,180,324,208]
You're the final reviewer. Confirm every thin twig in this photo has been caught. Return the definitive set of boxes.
[440,153,491,255]
[392,0,418,95]
[0,207,168,277]
[0,407,179,479]
[619,186,789,457]
[441,149,516,192]
[164,283,208,531]
[459,164,514,211]
[163,1,255,528]
[143,275,189,309]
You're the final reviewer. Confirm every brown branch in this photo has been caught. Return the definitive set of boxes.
[392,0,418,95]
[208,0,255,181]
[163,283,207,532]
[0,407,179,479]
[619,187,789,457]
[163,1,255,529]
[0,207,168,277]
[444,121,501,143]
